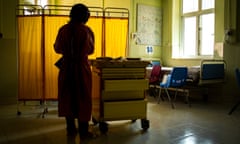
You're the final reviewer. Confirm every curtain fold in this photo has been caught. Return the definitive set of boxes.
[44,16,69,99]
[105,17,128,58]
[87,16,103,59]
[18,16,43,100]
[44,16,103,99]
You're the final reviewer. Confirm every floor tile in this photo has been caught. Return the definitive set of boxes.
[0,96,239,144]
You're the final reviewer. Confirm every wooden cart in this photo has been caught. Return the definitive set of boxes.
[91,60,150,133]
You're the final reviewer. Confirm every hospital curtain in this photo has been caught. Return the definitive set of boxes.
[17,9,128,101]
[44,16,69,99]
[18,16,43,100]
[104,17,128,58]
[44,16,103,99]
[87,16,103,59]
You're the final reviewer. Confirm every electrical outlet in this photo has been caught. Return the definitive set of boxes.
[225,29,236,44]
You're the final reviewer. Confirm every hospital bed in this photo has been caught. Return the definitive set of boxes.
[185,59,226,102]
[187,59,226,85]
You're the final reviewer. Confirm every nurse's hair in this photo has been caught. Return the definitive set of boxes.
[70,3,90,23]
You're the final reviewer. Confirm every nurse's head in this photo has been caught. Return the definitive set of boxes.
[70,3,90,24]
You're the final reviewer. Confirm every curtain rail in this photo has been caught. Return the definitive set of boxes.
[16,5,129,18]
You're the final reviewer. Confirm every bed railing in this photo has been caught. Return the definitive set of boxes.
[199,59,227,85]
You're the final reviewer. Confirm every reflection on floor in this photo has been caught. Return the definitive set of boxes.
[0,95,240,144]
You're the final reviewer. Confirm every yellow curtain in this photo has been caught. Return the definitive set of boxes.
[44,16,103,100]
[17,14,127,101]
[44,16,69,99]
[105,18,128,58]
[86,16,103,59]
[18,16,43,100]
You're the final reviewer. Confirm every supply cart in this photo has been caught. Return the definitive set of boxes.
[91,59,150,133]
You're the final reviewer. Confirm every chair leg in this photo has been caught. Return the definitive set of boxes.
[157,88,162,104]
[153,86,158,98]
[148,87,154,97]
[228,100,240,115]
[185,89,191,107]
[174,88,178,101]
[165,89,175,109]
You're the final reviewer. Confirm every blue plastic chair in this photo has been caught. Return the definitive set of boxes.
[228,68,240,115]
[157,67,188,109]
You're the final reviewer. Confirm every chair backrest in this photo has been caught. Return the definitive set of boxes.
[149,65,161,83]
[151,60,161,66]
[235,68,240,88]
[169,67,188,87]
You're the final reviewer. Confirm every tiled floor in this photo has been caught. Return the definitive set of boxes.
[0,95,240,144]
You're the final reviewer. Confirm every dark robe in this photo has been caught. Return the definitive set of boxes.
[54,22,94,122]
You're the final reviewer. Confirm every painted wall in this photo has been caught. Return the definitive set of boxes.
[53,0,130,9]
[54,0,103,7]
[0,0,18,104]
[129,0,162,61]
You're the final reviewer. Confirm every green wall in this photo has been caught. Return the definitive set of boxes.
[0,0,17,104]
[129,0,162,61]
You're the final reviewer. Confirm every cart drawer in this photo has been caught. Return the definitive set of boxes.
[104,79,149,91]
[102,90,144,100]
[103,100,147,120]
[101,68,146,79]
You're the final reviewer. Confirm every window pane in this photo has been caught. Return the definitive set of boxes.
[202,0,215,10]
[183,17,196,56]
[37,0,47,7]
[200,14,214,55]
[183,0,198,13]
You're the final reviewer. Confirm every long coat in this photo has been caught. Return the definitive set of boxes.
[54,22,94,122]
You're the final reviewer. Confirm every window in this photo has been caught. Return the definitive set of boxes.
[181,0,215,58]
[38,0,47,7]
[19,0,49,6]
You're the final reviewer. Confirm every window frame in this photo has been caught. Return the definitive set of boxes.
[179,0,215,59]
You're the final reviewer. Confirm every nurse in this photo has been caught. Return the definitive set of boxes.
[54,3,95,139]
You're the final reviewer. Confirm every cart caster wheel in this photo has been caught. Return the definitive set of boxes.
[92,118,98,126]
[99,122,108,134]
[131,119,137,123]
[141,119,149,131]
[43,108,48,114]
[17,111,21,115]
